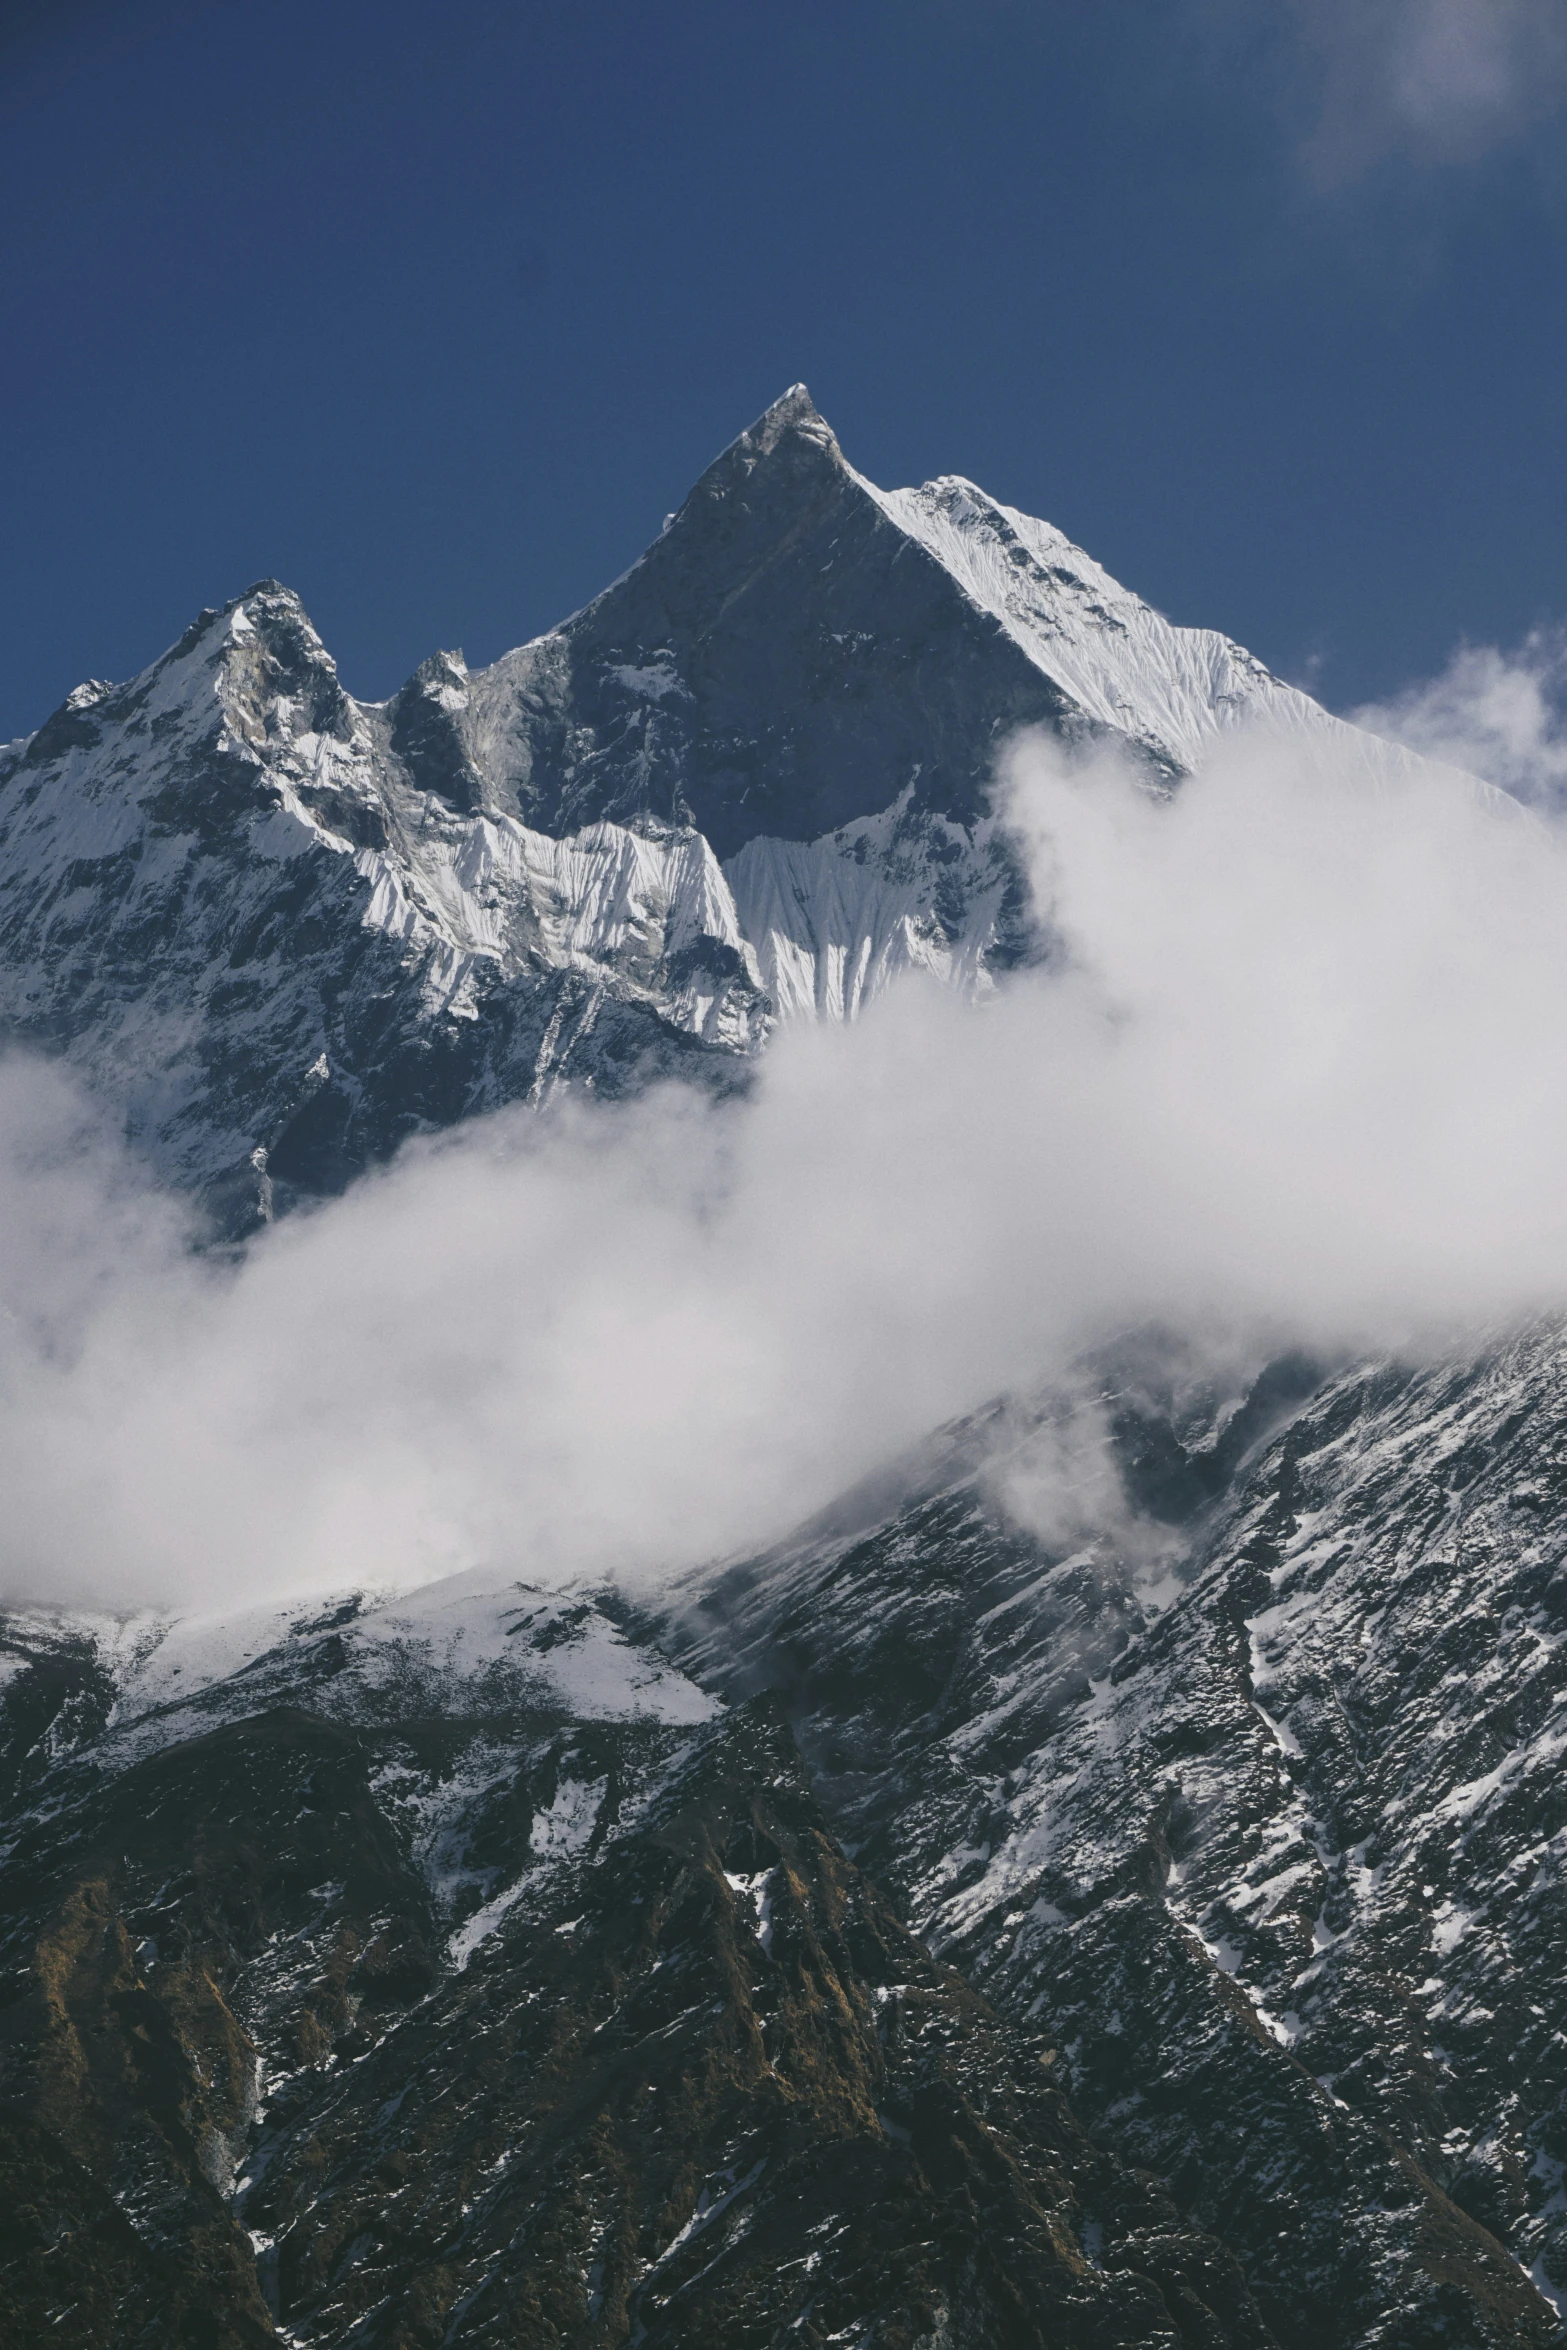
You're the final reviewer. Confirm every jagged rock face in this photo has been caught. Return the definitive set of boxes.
[466,390,1082,856]
[0,386,1398,1225]
[465,386,1368,858]
[0,1586,1275,2349]
[0,588,765,1224]
[665,1335,1567,2347]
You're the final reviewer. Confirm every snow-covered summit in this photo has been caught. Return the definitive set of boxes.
[0,387,1467,1218]
[463,381,1374,853]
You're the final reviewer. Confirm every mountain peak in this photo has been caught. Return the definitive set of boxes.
[756,379,828,433]
[388,647,484,812]
[237,576,298,604]
[691,381,843,501]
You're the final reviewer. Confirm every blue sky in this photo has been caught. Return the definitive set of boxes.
[3,0,1565,742]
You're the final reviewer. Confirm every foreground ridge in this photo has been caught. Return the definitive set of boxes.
[666,1336,1567,2345]
[0,1585,1271,2347]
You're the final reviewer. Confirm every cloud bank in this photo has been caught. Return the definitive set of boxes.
[5,703,1567,1613]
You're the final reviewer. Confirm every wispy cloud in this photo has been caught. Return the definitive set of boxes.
[1353,627,1567,805]
[1193,0,1567,186]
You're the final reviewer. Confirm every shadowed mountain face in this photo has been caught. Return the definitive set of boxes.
[462,385,1368,858]
[463,387,1085,856]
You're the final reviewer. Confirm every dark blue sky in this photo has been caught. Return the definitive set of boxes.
[4,0,1565,743]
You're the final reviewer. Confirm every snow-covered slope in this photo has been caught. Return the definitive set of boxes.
[666,1332,1567,2347]
[0,1571,1283,2348]
[723,794,1021,1021]
[11,1570,716,1776]
[0,387,1464,1219]
[0,586,764,1221]
[865,470,1379,776]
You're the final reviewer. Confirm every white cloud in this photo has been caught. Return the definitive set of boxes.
[1353,629,1567,807]
[7,718,1567,1613]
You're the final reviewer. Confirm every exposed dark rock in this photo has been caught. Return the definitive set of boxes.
[386,650,486,814]
[469,385,1086,858]
[0,1641,1274,2348]
[664,1338,1567,2345]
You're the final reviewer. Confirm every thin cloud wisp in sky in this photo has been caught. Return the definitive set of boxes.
[1353,627,1567,808]
[1193,0,1567,186]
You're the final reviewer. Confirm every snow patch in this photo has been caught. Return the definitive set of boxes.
[723,1867,777,1954]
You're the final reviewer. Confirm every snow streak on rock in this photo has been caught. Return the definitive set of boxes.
[669,1338,1567,2345]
